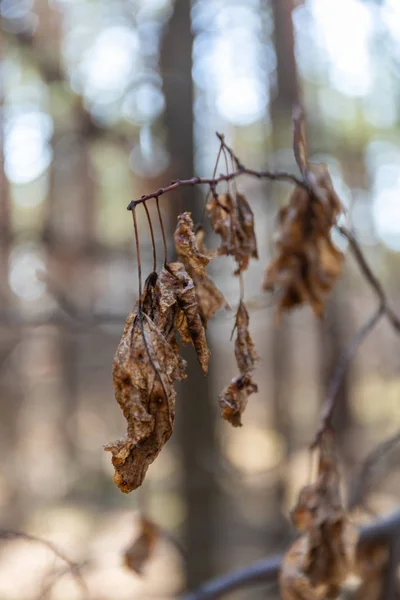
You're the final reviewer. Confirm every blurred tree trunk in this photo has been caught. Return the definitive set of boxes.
[160,0,219,589]
[269,0,299,537]
[0,34,10,302]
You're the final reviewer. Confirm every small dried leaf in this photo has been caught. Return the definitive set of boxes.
[206,192,258,274]
[174,212,211,277]
[124,516,158,575]
[219,374,258,427]
[193,274,229,325]
[174,213,228,325]
[158,263,210,373]
[234,300,258,375]
[280,432,358,600]
[264,165,344,319]
[105,312,183,493]
[354,541,389,600]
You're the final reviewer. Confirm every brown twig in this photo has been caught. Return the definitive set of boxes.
[312,305,385,447]
[0,530,88,598]
[181,509,400,600]
[143,202,157,272]
[338,225,400,332]
[127,170,306,210]
[348,430,400,510]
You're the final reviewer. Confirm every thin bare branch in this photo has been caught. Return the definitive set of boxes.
[312,305,385,446]
[127,169,306,210]
[0,530,88,598]
[348,430,400,510]
[338,225,400,332]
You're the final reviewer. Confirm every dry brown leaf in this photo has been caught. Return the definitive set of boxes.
[235,192,258,273]
[219,300,258,427]
[174,213,228,325]
[174,212,211,277]
[280,431,358,600]
[124,516,158,575]
[265,108,344,318]
[353,540,389,600]
[194,274,229,325]
[158,263,210,374]
[264,168,344,319]
[219,374,258,427]
[104,311,184,493]
[206,192,258,274]
[234,300,258,375]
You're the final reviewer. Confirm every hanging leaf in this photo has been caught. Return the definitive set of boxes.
[206,192,258,274]
[124,516,159,575]
[234,300,258,375]
[353,541,388,600]
[174,213,228,325]
[158,263,211,374]
[219,374,258,428]
[219,299,259,427]
[174,211,211,277]
[264,167,344,319]
[105,312,184,493]
[280,431,358,600]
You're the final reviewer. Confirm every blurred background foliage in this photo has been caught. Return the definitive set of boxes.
[1,0,400,598]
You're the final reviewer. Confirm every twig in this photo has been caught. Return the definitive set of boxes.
[338,225,400,332]
[127,170,306,210]
[312,305,385,446]
[0,530,88,598]
[181,509,400,600]
[311,224,400,443]
[348,430,400,510]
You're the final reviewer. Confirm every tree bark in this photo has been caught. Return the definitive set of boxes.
[160,0,219,589]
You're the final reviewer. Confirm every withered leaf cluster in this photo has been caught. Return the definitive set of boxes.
[124,516,159,575]
[206,192,258,274]
[174,212,228,325]
[219,301,258,427]
[264,111,344,318]
[280,432,358,600]
[104,309,184,493]
[106,223,214,491]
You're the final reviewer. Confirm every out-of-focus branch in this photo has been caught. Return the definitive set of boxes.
[312,305,385,445]
[181,509,400,600]
[348,430,400,510]
[338,225,400,332]
[0,530,88,599]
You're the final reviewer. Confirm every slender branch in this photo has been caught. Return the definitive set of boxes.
[181,509,400,600]
[338,225,400,332]
[348,429,400,510]
[0,530,88,598]
[312,305,385,446]
[127,169,306,210]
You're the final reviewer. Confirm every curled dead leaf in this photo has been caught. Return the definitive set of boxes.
[158,263,211,373]
[174,212,211,277]
[174,213,228,325]
[124,516,158,575]
[280,431,358,600]
[234,300,258,375]
[219,374,258,427]
[105,311,184,493]
[264,166,344,319]
[206,192,258,274]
